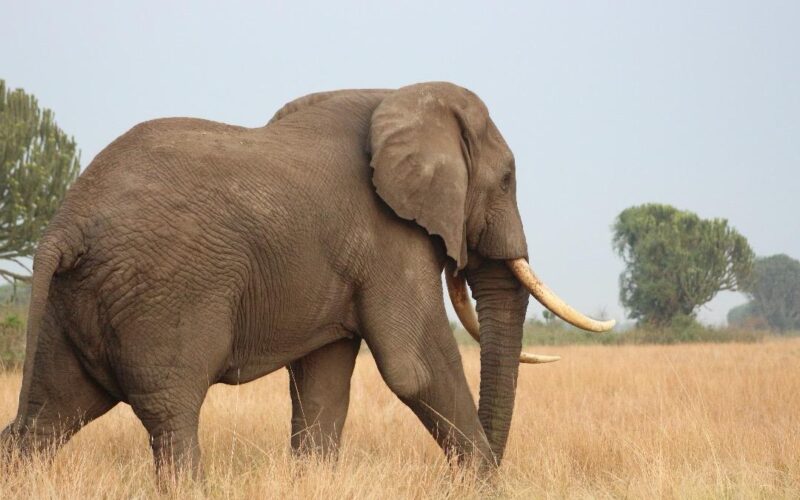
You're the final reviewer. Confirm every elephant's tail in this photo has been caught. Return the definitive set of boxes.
[14,223,85,422]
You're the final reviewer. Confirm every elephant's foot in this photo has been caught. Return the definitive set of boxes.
[0,420,68,475]
[150,430,204,489]
[0,423,21,471]
[126,376,209,487]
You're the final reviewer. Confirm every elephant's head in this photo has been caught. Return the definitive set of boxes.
[369,82,614,461]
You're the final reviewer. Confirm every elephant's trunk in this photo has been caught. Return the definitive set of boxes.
[445,266,560,364]
[465,259,529,462]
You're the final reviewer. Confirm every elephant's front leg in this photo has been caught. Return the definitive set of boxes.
[287,336,361,458]
[358,273,495,468]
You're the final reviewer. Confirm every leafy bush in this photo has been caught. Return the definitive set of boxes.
[614,316,765,345]
[0,306,26,369]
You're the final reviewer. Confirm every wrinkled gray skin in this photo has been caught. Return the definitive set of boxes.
[1,82,531,479]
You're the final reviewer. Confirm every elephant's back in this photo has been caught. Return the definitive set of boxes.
[53,102,389,325]
[54,119,265,318]
[77,117,268,193]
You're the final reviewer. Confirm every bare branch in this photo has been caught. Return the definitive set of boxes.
[0,268,32,283]
[8,257,32,273]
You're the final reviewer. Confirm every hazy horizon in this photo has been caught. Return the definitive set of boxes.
[4,1,798,325]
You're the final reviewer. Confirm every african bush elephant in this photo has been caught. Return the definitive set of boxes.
[1,82,613,479]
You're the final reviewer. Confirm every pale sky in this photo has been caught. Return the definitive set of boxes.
[3,1,799,325]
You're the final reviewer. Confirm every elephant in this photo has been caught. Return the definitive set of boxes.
[1,82,614,480]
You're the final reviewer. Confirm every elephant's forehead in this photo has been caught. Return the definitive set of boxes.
[484,122,515,165]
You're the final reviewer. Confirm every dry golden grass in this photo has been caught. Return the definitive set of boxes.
[1,339,799,499]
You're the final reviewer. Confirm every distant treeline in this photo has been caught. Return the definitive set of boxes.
[0,282,30,304]
[450,316,787,348]
[727,255,800,332]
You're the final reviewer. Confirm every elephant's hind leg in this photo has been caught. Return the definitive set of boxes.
[116,310,231,484]
[288,336,361,458]
[123,352,216,484]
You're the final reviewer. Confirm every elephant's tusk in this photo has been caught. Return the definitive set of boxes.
[444,268,561,365]
[519,352,561,364]
[506,258,616,333]
[444,267,480,341]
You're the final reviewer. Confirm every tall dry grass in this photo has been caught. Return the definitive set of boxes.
[1,339,799,499]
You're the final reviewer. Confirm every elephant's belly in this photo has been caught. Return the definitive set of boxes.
[217,322,357,385]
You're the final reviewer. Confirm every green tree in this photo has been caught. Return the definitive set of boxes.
[745,254,800,332]
[613,204,754,326]
[726,301,766,329]
[1,79,80,283]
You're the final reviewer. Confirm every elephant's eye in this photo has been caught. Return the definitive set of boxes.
[500,172,512,192]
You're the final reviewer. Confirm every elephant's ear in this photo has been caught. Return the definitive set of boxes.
[369,82,488,270]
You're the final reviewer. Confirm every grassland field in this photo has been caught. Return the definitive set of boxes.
[1,338,798,499]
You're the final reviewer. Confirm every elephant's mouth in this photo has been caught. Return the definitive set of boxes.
[446,258,615,364]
